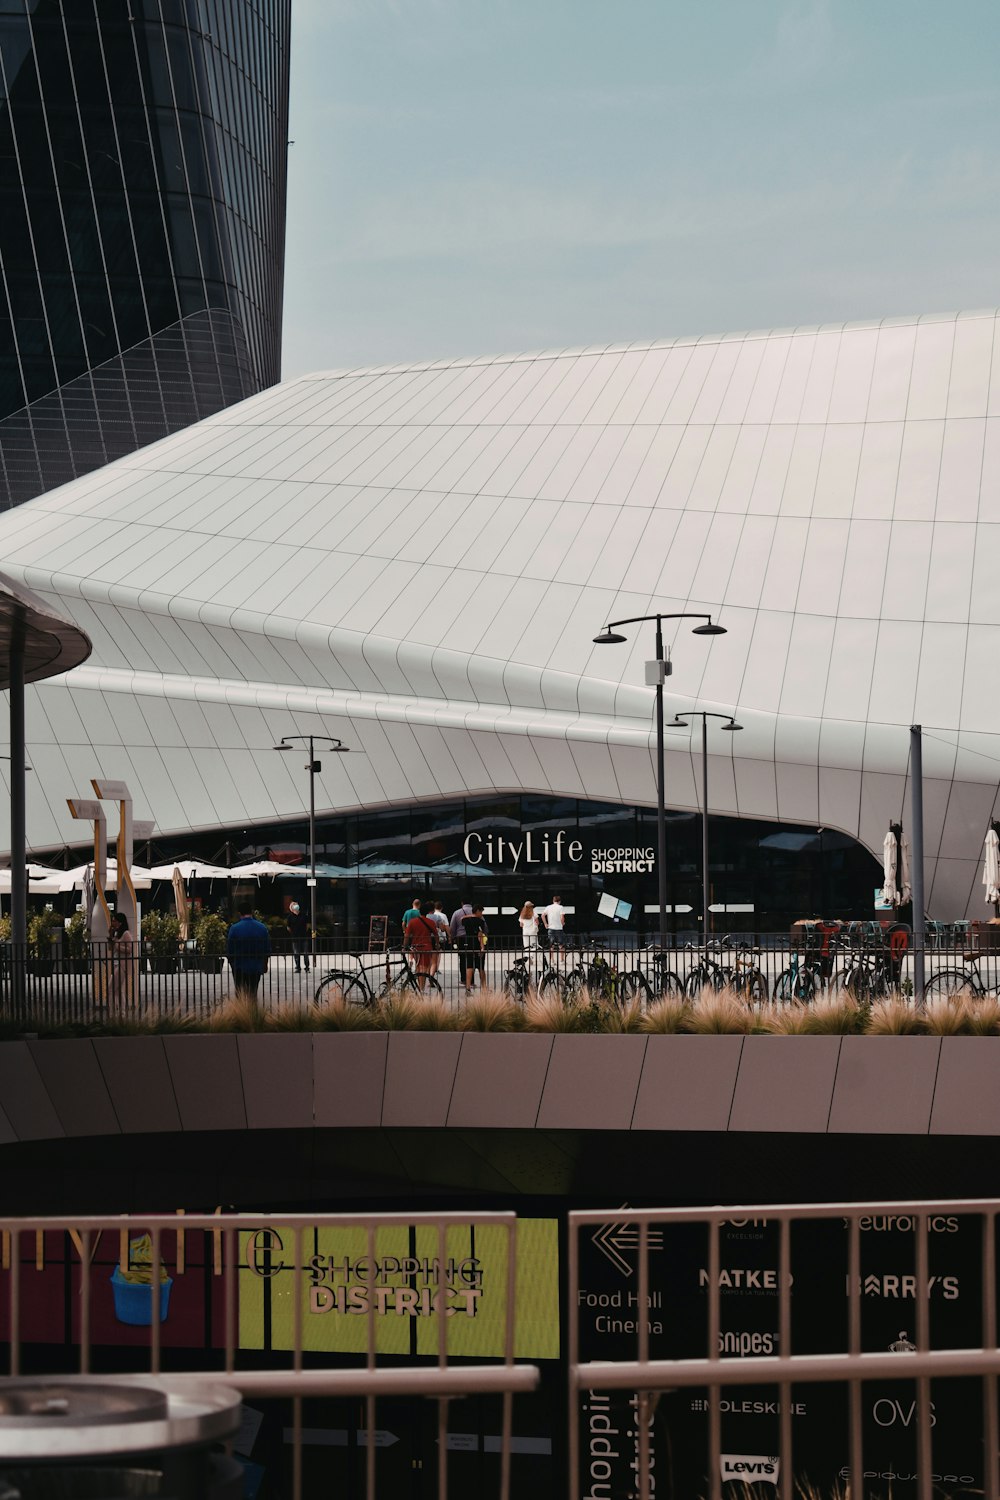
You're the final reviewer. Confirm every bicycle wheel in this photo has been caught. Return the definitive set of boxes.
[314,971,369,1007]
[840,964,873,1001]
[654,966,685,999]
[772,968,795,1002]
[619,971,651,1003]
[502,970,529,1002]
[923,969,974,1000]
[540,967,568,1000]
[423,973,443,995]
[734,968,768,1002]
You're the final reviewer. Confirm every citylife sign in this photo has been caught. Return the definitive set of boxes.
[463,830,655,875]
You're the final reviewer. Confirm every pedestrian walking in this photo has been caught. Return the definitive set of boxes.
[285,900,310,973]
[461,904,489,994]
[227,904,270,1003]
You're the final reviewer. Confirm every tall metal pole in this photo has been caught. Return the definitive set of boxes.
[910,724,925,1002]
[702,714,710,943]
[9,618,25,1010]
[655,616,667,952]
[308,734,317,967]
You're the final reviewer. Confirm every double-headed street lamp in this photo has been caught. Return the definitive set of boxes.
[593,613,726,951]
[273,734,349,964]
[667,710,743,941]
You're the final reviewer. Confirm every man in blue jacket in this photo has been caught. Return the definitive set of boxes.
[226,904,271,1001]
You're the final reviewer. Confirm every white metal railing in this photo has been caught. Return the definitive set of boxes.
[0,1210,539,1500]
[568,1199,1000,1500]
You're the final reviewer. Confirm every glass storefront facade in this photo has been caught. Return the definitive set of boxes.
[0,0,289,507]
[140,795,883,941]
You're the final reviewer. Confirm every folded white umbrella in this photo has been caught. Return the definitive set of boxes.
[984,829,1000,905]
[898,832,912,906]
[880,829,900,907]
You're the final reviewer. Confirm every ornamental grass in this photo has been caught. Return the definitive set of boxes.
[639,995,691,1033]
[685,985,755,1035]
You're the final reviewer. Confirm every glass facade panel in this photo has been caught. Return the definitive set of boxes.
[129,795,883,944]
[0,0,289,507]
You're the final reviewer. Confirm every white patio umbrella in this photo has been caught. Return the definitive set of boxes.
[57,857,152,891]
[0,862,65,895]
[148,859,233,881]
[983,828,1000,906]
[227,860,293,880]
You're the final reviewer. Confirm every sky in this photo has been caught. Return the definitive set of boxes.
[281,0,1000,377]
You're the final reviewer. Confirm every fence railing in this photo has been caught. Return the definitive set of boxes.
[0,1210,538,1500]
[3,935,1000,1023]
[568,1199,1000,1500]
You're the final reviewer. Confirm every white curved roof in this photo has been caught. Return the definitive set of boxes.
[1,308,999,916]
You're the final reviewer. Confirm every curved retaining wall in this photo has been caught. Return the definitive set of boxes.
[0,1033,996,1146]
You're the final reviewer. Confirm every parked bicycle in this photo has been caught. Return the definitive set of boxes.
[314,951,442,1007]
[772,948,824,1002]
[923,952,1000,1001]
[563,944,648,1007]
[501,952,565,1002]
[640,947,685,999]
[719,940,768,1001]
[683,941,729,997]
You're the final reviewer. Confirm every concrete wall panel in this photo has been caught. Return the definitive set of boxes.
[27,1040,119,1138]
[537,1036,646,1131]
[314,1033,387,1128]
[930,1037,1000,1135]
[93,1038,181,1135]
[0,1041,64,1140]
[382,1034,464,1127]
[163,1035,247,1131]
[828,1036,941,1135]
[632,1035,743,1132]
[730,1037,841,1133]
[238,1035,313,1130]
[448,1035,553,1129]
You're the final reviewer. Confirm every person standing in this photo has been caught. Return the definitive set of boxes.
[402,896,422,933]
[540,896,567,961]
[461,904,489,995]
[518,901,539,950]
[450,897,473,944]
[227,904,271,1002]
[108,910,135,1011]
[428,899,450,979]
[285,901,310,973]
[402,904,440,991]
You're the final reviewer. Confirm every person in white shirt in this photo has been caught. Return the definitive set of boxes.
[540,896,567,959]
[518,901,539,950]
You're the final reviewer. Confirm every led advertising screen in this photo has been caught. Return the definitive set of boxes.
[239,1219,560,1360]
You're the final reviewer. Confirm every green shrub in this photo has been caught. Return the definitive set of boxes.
[65,911,89,961]
[194,910,229,956]
[141,909,181,958]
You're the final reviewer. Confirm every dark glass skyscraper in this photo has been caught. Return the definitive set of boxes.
[0,0,289,508]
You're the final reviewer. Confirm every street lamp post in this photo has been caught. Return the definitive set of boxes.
[667,711,743,941]
[273,734,349,966]
[593,614,727,951]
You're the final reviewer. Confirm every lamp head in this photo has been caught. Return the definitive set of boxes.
[667,716,690,729]
[722,720,743,732]
[691,620,726,636]
[272,741,292,752]
[593,627,627,645]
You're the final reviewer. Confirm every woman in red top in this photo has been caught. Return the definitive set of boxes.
[403,908,439,991]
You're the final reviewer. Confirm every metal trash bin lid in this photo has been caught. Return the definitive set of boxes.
[0,1379,240,1460]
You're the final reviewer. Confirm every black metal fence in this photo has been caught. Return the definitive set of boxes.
[2,930,1000,1026]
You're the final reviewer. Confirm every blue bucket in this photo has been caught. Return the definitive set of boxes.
[110,1265,172,1325]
